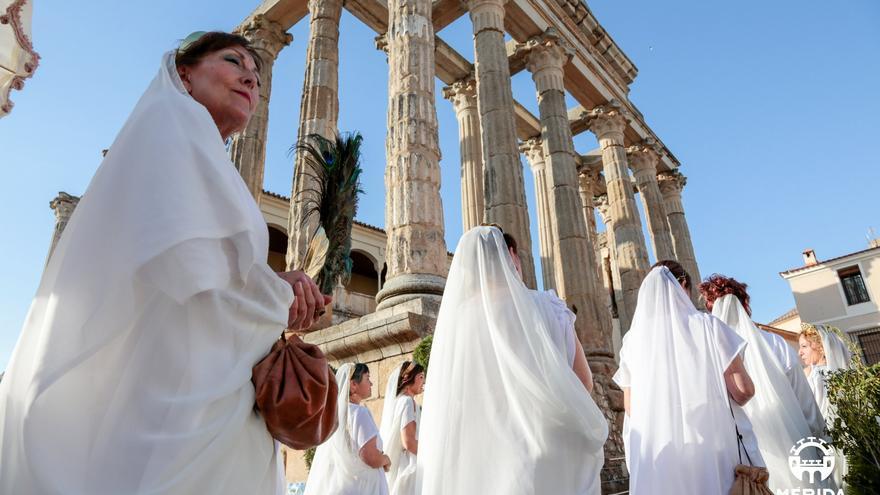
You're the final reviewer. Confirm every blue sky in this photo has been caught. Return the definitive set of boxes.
[1,0,878,370]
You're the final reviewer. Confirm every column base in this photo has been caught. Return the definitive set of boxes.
[375,273,446,311]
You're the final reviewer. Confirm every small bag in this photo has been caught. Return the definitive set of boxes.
[728,403,773,495]
[252,332,339,450]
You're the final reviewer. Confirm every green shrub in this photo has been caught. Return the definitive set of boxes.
[413,334,433,373]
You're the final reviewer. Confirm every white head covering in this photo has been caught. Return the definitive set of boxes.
[380,362,419,495]
[379,362,405,466]
[306,364,386,495]
[0,51,293,494]
[614,267,747,495]
[816,325,853,372]
[417,226,608,495]
[712,294,819,491]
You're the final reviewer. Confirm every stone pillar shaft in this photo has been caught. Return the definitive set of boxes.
[442,78,484,232]
[586,103,651,332]
[659,170,702,304]
[520,138,555,290]
[375,0,447,309]
[628,143,676,261]
[48,192,79,262]
[466,0,536,288]
[230,15,292,204]
[577,164,602,281]
[286,0,343,271]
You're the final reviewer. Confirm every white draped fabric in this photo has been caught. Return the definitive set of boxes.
[380,363,419,495]
[306,364,388,495]
[0,52,292,494]
[760,331,825,436]
[712,295,820,491]
[417,226,608,495]
[613,267,750,495]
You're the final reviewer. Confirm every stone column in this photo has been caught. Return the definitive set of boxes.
[627,140,675,262]
[374,0,447,310]
[584,101,650,332]
[442,77,484,232]
[229,15,292,204]
[286,0,343,271]
[520,137,554,290]
[466,0,536,288]
[658,170,702,303]
[48,192,79,262]
[577,161,602,280]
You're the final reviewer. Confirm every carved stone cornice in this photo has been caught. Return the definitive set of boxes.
[235,14,293,59]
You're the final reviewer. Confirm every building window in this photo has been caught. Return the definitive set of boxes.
[855,328,880,365]
[838,266,870,306]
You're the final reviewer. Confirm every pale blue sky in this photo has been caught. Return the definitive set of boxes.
[1,0,878,370]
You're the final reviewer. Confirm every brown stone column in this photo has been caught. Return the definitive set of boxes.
[47,192,79,262]
[375,0,447,309]
[286,0,343,271]
[465,0,536,288]
[230,15,292,204]
[658,170,702,304]
[584,101,650,332]
[577,161,603,281]
[442,77,484,232]
[520,137,554,290]
[627,140,675,262]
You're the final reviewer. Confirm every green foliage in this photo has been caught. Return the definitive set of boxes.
[823,326,880,494]
[292,132,364,294]
[413,334,433,373]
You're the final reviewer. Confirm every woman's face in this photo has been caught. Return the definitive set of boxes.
[350,372,372,401]
[798,335,824,366]
[409,372,426,395]
[177,46,260,140]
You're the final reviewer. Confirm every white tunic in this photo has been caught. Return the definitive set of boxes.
[348,404,390,495]
[761,331,825,436]
[385,396,419,495]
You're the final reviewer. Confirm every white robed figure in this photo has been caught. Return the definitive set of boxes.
[614,265,759,495]
[417,226,608,495]
[379,361,424,495]
[305,364,389,495]
[712,294,826,491]
[0,46,310,494]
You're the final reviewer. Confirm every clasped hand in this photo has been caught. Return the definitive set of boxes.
[276,270,333,331]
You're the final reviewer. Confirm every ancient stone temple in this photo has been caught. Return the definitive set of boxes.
[48,0,702,491]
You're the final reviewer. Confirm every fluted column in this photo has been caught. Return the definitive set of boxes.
[48,192,79,262]
[375,0,447,309]
[442,77,484,232]
[595,194,622,319]
[466,0,536,288]
[584,102,650,331]
[627,140,675,262]
[520,138,554,290]
[658,170,702,303]
[286,0,343,271]
[230,15,292,204]
[577,162,603,280]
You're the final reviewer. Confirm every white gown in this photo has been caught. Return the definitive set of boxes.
[614,267,751,495]
[383,394,420,495]
[417,226,608,495]
[761,332,825,436]
[0,52,291,494]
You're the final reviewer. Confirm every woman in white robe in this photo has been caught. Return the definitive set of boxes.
[0,32,329,495]
[702,275,825,491]
[614,262,759,495]
[306,363,389,495]
[380,361,425,495]
[417,226,608,495]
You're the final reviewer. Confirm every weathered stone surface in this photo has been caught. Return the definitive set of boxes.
[627,140,675,262]
[47,191,79,262]
[442,77,484,232]
[658,169,702,306]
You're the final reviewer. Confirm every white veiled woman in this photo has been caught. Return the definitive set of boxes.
[614,263,759,495]
[306,363,389,495]
[710,290,825,491]
[417,226,608,495]
[0,32,329,495]
[379,361,424,495]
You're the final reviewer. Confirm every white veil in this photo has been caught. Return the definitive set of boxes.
[614,267,746,494]
[0,52,291,494]
[379,362,417,494]
[713,295,817,491]
[817,325,852,372]
[306,364,383,495]
[417,226,608,495]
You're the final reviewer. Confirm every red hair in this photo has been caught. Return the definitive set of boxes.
[699,274,751,316]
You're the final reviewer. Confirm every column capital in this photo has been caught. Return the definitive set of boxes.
[235,14,293,59]
[50,191,79,220]
[519,137,545,171]
[515,28,573,90]
[582,99,630,141]
[464,0,508,33]
[626,139,661,177]
[593,193,610,222]
[657,169,687,197]
[374,34,388,54]
[441,76,477,111]
[577,161,603,187]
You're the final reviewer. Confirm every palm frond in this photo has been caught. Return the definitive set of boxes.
[293,132,365,294]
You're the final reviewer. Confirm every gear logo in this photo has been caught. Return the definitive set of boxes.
[788,436,836,484]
